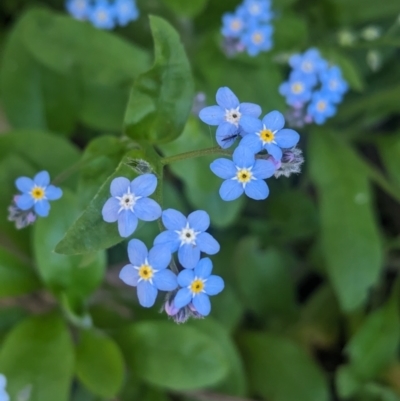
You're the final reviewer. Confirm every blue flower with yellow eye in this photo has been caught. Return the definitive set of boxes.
[66,0,90,19]
[320,66,348,103]
[307,90,337,125]
[241,24,273,56]
[241,0,273,21]
[279,70,314,107]
[88,0,115,29]
[289,48,327,85]
[221,12,246,38]
[114,0,139,26]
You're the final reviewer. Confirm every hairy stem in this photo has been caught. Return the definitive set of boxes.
[161,146,231,165]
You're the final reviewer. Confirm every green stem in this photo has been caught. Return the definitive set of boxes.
[160,146,231,165]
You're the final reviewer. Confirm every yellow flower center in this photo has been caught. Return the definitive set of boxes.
[252,33,263,44]
[260,129,275,143]
[30,186,45,201]
[190,279,204,294]
[230,19,242,31]
[236,169,253,183]
[317,101,327,112]
[138,264,154,281]
[291,82,304,94]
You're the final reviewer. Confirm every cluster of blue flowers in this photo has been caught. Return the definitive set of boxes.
[279,48,349,125]
[221,0,274,57]
[102,176,224,321]
[199,87,303,201]
[66,0,139,29]
[8,171,63,229]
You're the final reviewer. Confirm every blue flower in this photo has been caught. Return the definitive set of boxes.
[119,239,177,308]
[307,91,337,125]
[319,66,348,103]
[221,12,246,38]
[240,23,273,56]
[173,258,224,316]
[210,145,275,201]
[154,209,220,269]
[199,87,262,148]
[102,174,161,238]
[114,0,139,26]
[88,0,115,30]
[0,373,9,401]
[289,48,328,85]
[15,171,62,217]
[66,0,91,20]
[279,70,315,107]
[241,0,273,22]
[239,110,300,160]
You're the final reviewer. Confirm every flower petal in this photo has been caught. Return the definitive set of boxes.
[199,106,225,125]
[178,245,201,269]
[210,158,236,180]
[196,233,220,255]
[205,275,225,295]
[118,210,138,237]
[153,230,180,252]
[265,143,283,160]
[45,185,63,200]
[252,159,276,179]
[15,177,34,193]
[119,264,139,286]
[245,180,269,200]
[110,177,130,197]
[233,145,255,168]
[102,197,120,223]
[188,210,209,232]
[34,200,50,217]
[127,239,148,266]
[137,281,157,308]
[216,87,239,109]
[162,209,186,230]
[219,180,243,201]
[148,244,171,270]
[194,257,213,278]
[262,110,285,131]
[239,133,263,154]
[216,122,238,149]
[239,102,262,117]
[173,287,192,309]
[134,198,161,221]
[177,269,195,287]
[16,193,34,210]
[192,293,211,316]
[275,129,300,148]
[34,171,50,187]
[153,269,178,291]
[131,174,157,197]
[239,115,262,134]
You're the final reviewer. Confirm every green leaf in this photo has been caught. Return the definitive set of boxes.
[33,190,106,297]
[76,329,124,398]
[115,321,229,390]
[273,13,308,50]
[0,247,41,298]
[124,16,194,144]
[238,331,330,401]
[160,0,209,17]
[0,313,74,401]
[309,130,383,311]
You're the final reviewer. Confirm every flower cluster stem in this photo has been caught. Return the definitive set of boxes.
[161,146,231,165]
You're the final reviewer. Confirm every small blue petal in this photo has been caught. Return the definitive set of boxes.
[137,281,157,308]
[34,171,50,187]
[193,293,211,316]
[194,257,213,279]
[148,244,171,270]
[262,111,285,131]
[265,144,283,160]
[210,159,236,179]
[219,180,243,201]
[131,174,157,197]
[153,269,178,291]
[153,230,180,252]
[233,145,255,168]
[16,194,34,210]
[177,269,195,287]
[239,103,262,117]
[118,210,138,237]
[196,233,220,255]
[119,264,139,286]
[205,275,225,296]
[239,115,262,134]
[134,198,161,221]
[199,106,225,125]
[275,129,300,148]
[178,245,201,269]
[15,177,34,193]
[239,134,263,154]
[34,200,50,217]
[252,159,276,179]
[46,185,63,200]
[102,197,119,223]
[245,180,269,200]
[162,209,186,230]
[216,122,238,149]
[174,287,192,309]
[216,87,239,109]
[188,210,209,232]
[128,239,148,266]
[110,177,130,197]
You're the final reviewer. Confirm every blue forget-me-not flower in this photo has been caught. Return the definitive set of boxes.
[102,174,162,238]
[0,374,10,401]
[307,91,337,125]
[88,0,115,30]
[241,24,273,56]
[241,0,273,21]
[173,258,224,317]
[279,70,314,107]
[154,209,220,269]
[289,48,327,85]
[119,239,178,307]
[15,171,62,218]
[320,66,348,103]
[66,0,91,19]
[113,0,139,26]
[199,87,261,149]
[221,12,246,38]
[210,145,276,201]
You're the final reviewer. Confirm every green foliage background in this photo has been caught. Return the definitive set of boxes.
[1,0,400,400]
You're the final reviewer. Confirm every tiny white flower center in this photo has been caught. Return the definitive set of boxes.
[302,61,313,73]
[291,82,304,94]
[225,108,241,125]
[176,224,199,246]
[116,187,140,212]
[189,277,206,295]
[97,10,108,22]
[75,0,86,10]
[250,3,261,15]
[329,79,338,90]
